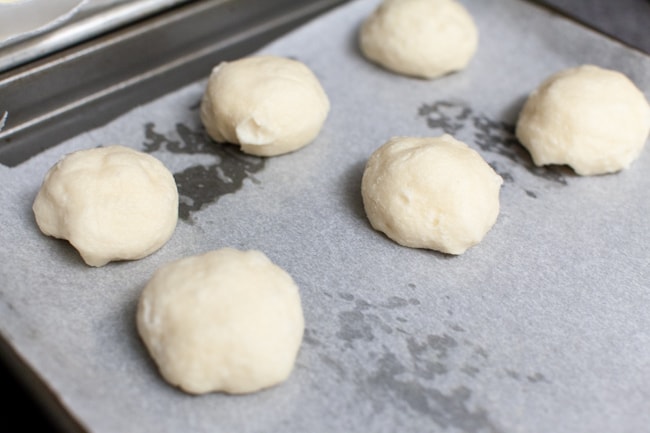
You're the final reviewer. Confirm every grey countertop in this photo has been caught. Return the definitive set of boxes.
[1,0,649,431]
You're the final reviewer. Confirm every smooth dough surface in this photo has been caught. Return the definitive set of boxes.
[200,55,330,156]
[136,248,305,395]
[516,64,650,175]
[359,0,478,79]
[361,134,503,255]
[32,145,178,267]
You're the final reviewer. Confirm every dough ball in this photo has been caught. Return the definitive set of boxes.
[200,55,330,157]
[32,145,178,267]
[516,64,650,175]
[359,0,478,79]
[361,134,502,255]
[137,248,305,395]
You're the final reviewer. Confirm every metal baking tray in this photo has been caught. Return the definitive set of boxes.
[0,0,648,432]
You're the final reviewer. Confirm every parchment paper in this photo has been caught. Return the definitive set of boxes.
[1,0,649,432]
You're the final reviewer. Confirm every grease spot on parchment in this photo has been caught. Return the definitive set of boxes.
[303,328,322,347]
[505,369,520,380]
[142,122,265,221]
[337,309,375,345]
[358,347,500,433]
[527,372,548,383]
[366,355,498,433]
[418,101,570,190]
[303,292,550,432]
[505,369,549,384]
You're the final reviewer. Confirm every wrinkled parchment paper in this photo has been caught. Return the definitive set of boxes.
[1,0,649,432]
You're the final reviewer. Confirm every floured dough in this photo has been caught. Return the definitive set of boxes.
[136,248,305,395]
[361,134,503,255]
[516,64,650,175]
[32,145,178,267]
[200,55,330,156]
[359,0,478,79]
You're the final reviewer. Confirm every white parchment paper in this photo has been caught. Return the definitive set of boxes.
[1,0,649,432]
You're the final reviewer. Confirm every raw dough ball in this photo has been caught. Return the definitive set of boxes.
[137,248,305,395]
[516,64,650,175]
[32,145,178,267]
[361,134,503,255]
[200,55,330,156]
[359,0,478,79]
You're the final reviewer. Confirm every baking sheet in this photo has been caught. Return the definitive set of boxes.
[1,0,649,432]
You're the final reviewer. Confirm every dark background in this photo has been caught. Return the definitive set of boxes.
[540,0,650,53]
[1,0,649,432]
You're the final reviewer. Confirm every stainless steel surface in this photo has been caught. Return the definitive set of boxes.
[0,0,84,48]
[0,0,193,73]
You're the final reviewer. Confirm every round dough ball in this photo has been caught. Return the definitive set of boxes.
[200,55,330,157]
[359,0,478,79]
[32,145,178,267]
[516,64,650,175]
[136,248,305,395]
[361,134,503,255]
